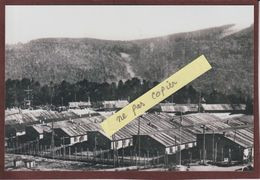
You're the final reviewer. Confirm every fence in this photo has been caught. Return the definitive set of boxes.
[5,141,174,168]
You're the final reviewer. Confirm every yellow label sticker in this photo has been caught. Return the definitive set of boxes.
[100,55,212,137]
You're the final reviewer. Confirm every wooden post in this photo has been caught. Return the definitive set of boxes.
[93,147,96,162]
[221,147,224,162]
[14,141,17,154]
[179,112,183,165]
[63,137,65,158]
[17,142,20,154]
[51,118,55,159]
[122,145,124,166]
[147,151,150,166]
[108,151,110,163]
[152,153,155,165]
[229,148,231,164]
[166,154,168,166]
[116,148,119,167]
[203,125,206,164]
[215,142,218,162]
[31,144,33,155]
[25,143,27,154]
[212,132,215,163]
[33,144,35,155]
[69,146,71,159]
[87,148,89,160]
[81,147,83,160]
[37,138,40,155]
[26,144,30,154]
[199,149,202,162]
[189,150,192,164]
[28,144,31,155]
[164,153,167,168]
[157,151,159,164]
[135,153,137,166]
[112,138,116,167]
[144,153,146,167]
[75,147,77,160]
[26,143,28,155]
[130,150,132,164]
[137,118,141,166]
[101,149,104,163]
[22,143,24,154]
[44,145,46,156]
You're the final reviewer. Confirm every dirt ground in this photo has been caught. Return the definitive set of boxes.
[5,153,113,171]
[5,153,251,172]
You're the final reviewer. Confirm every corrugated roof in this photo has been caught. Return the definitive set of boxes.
[149,129,196,147]
[223,115,253,125]
[5,109,78,125]
[224,127,253,148]
[111,113,175,140]
[68,108,98,116]
[183,113,230,129]
[211,113,244,120]
[103,100,129,109]
[97,111,115,118]
[160,103,198,113]
[108,113,232,142]
[201,104,246,111]
[53,116,104,137]
[31,124,52,134]
[183,113,253,148]
[69,101,91,108]
[139,113,229,147]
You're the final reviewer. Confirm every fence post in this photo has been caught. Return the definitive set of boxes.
[81,147,83,160]
[87,148,89,160]
[147,151,150,166]
[69,146,71,160]
[144,153,146,167]
[122,147,124,166]
[75,147,77,161]
[221,147,224,162]
[152,153,154,165]
[108,151,110,163]
[157,151,159,164]
[135,153,137,166]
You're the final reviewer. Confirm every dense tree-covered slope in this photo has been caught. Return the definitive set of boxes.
[5,24,254,97]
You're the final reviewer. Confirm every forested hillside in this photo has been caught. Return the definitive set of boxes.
[5,24,254,98]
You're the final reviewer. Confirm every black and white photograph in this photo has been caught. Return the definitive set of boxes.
[4,5,255,172]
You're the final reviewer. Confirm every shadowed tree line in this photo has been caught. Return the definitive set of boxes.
[5,78,253,114]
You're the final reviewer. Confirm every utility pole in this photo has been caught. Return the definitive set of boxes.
[61,97,64,107]
[198,91,201,112]
[122,142,124,166]
[179,112,183,165]
[212,130,215,163]
[138,117,141,166]
[215,139,218,162]
[14,82,18,107]
[112,134,116,168]
[201,125,206,164]
[174,135,177,165]
[74,92,77,102]
[233,130,237,142]
[94,133,97,162]
[51,118,55,159]
[50,82,54,106]
[24,86,32,109]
